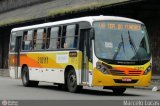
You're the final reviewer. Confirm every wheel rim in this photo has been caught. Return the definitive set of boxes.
[69,72,76,89]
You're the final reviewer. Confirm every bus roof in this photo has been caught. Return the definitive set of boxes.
[11,16,143,32]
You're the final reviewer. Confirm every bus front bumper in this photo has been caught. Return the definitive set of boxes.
[92,69,151,87]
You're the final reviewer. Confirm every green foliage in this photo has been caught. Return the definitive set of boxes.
[48,2,112,17]
[0,17,32,26]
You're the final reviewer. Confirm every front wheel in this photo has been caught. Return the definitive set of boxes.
[67,69,82,93]
[22,66,39,87]
[112,88,126,95]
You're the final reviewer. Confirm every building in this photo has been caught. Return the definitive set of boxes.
[0,0,159,76]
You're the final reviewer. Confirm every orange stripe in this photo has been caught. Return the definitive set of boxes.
[20,55,42,67]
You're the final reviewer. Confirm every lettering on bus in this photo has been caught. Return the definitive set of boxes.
[38,57,48,64]
[99,23,141,31]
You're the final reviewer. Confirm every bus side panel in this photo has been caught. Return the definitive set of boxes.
[19,51,82,84]
[29,68,65,83]
[9,53,18,78]
[9,54,15,78]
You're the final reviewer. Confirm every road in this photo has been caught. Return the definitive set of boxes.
[0,76,160,100]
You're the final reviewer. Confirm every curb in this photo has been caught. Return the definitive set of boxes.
[134,86,154,90]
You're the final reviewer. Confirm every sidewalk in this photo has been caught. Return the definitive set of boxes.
[0,69,9,77]
[134,76,160,91]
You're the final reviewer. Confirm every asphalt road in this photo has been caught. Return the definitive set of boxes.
[0,76,160,100]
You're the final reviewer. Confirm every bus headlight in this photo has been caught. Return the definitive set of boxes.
[144,65,151,75]
[96,62,109,74]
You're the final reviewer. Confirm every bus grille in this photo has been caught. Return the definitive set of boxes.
[110,70,143,76]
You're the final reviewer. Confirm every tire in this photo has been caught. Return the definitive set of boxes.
[67,68,82,93]
[21,66,39,87]
[112,88,126,95]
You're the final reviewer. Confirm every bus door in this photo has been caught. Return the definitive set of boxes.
[80,29,90,84]
[14,35,22,78]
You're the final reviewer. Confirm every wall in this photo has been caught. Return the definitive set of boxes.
[0,0,50,13]
[144,18,160,75]
[0,27,10,68]
[0,38,2,67]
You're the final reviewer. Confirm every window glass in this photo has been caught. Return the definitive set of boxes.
[10,32,16,51]
[22,30,33,50]
[34,29,44,50]
[42,29,47,49]
[48,27,60,49]
[64,25,76,48]
[27,30,33,41]
[94,21,150,61]
[22,31,28,50]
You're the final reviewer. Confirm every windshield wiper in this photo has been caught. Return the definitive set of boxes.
[113,42,122,60]
[121,33,125,53]
[128,31,140,61]
[113,33,125,60]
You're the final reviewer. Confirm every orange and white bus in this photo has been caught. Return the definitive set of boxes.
[9,16,151,94]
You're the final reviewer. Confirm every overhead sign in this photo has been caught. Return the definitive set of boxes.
[99,23,141,31]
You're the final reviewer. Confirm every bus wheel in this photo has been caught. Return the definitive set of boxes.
[112,88,126,95]
[22,66,39,87]
[67,69,81,93]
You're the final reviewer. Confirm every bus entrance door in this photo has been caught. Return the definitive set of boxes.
[14,36,22,78]
[80,29,90,85]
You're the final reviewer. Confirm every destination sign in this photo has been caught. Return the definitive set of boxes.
[99,23,141,31]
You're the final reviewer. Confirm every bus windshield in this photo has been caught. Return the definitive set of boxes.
[93,21,151,64]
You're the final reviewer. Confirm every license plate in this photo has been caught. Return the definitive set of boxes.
[122,77,132,82]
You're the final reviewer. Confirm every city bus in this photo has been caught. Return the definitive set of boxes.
[9,16,151,94]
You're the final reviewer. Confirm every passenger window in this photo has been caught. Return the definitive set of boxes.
[33,30,37,50]
[42,29,47,49]
[48,27,60,49]
[64,24,79,49]
[10,32,16,51]
[34,29,46,50]
[22,30,33,50]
